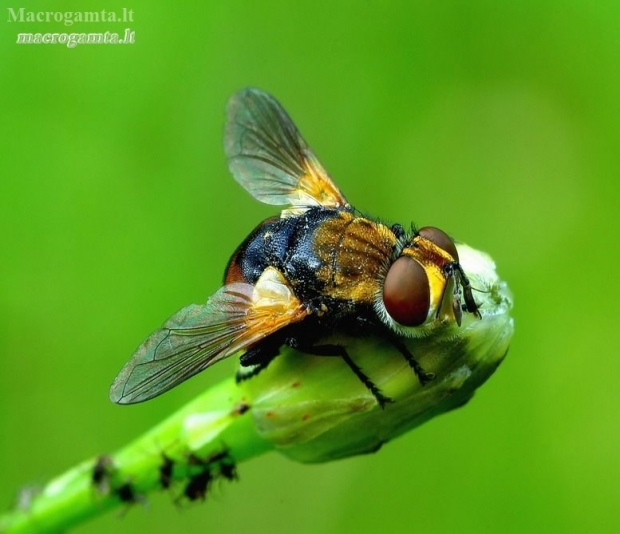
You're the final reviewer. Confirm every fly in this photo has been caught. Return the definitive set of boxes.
[109,88,480,408]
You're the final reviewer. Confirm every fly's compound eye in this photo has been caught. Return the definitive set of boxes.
[383,257,430,326]
[418,226,459,261]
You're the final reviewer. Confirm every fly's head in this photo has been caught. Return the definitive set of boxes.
[378,226,481,336]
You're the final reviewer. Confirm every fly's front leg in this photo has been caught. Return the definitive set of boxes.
[289,340,394,409]
[388,336,435,385]
[354,317,435,386]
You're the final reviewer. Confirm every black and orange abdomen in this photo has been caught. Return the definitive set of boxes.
[224,208,339,298]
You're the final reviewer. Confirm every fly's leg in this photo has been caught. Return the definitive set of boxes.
[292,342,394,409]
[353,317,435,386]
[236,341,280,383]
[388,336,435,385]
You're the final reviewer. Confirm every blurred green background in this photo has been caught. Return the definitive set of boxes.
[1,1,619,532]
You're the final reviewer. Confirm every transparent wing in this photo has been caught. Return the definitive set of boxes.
[225,87,349,210]
[110,275,308,404]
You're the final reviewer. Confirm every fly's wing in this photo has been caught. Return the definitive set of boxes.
[225,88,349,212]
[109,269,310,404]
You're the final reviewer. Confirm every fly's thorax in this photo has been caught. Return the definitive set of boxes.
[311,212,397,304]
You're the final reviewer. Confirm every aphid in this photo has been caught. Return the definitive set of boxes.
[109,88,480,408]
[91,455,114,494]
[159,454,174,490]
[183,470,212,502]
[116,482,138,504]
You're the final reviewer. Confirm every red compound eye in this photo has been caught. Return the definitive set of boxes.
[418,226,459,261]
[383,257,430,326]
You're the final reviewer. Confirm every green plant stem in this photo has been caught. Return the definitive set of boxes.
[0,378,271,533]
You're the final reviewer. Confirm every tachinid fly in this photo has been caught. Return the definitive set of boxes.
[109,88,480,408]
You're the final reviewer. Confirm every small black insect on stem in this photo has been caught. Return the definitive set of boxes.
[116,482,138,504]
[178,448,238,504]
[159,453,175,490]
[91,454,147,510]
[184,470,212,502]
[91,455,114,494]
